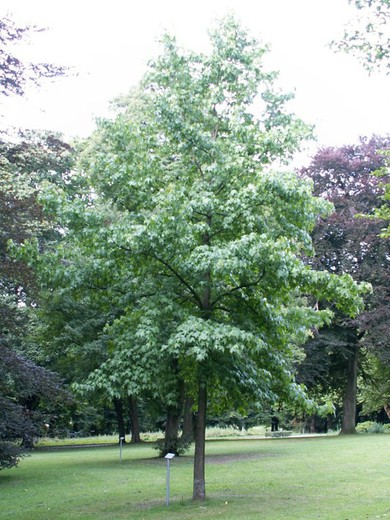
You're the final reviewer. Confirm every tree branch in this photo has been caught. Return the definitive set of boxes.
[151,253,204,309]
[211,272,265,308]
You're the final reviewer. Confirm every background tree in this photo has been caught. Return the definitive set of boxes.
[299,136,390,433]
[32,263,144,442]
[333,1,390,237]
[0,15,72,466]
[368,151,390,237]
[0,130,75,466]
[333,0,390,75]
[0,15,66,97]
[0,342,67,467]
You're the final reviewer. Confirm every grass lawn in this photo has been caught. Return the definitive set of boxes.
[1,434,389,520]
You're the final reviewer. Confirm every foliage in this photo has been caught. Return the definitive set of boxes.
[301,137,390,344]
[0,15,67,97]
[0,342,67,469]
[298,137,390,429]
[332,0,390,235]
[333,0,390,74]
[359,353,390,413]
[367,150,390,237]
[0,397,30,469]
[0,130,75,467]
[0,14,76,469]
[355,420,390,432]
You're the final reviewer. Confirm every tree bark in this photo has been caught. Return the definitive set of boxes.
[113,397,127,442]
[193,383,207,501]
[20,395,40,449]
[341,343,359,434]
[127,396,141,444]
[161,408,181,456]
[181,395,195,443]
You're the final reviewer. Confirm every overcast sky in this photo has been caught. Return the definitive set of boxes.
[1,0,390,162]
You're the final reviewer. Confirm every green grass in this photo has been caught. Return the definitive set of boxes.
[1,435,389,520]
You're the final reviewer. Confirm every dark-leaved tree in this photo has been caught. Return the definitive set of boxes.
[299,136,390,433]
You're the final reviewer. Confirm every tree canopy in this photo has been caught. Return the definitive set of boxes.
[298,137,390,432]
[333,0,390,74]
[0,15,66,97]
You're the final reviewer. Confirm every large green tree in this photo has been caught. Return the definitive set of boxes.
[35,17,367,500]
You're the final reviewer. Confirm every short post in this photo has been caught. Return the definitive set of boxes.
[164,453,175,505]
[119,437,125,463]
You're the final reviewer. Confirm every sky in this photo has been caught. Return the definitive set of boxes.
[1,0,390,163]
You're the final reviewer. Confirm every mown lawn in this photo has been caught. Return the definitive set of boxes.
[1,435,389,520]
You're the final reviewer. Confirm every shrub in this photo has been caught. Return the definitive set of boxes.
[356,421,389,433]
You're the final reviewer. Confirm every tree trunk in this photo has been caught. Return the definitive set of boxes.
[192,221,210,500]
[341,344,359,434]
[181,395,195,443]
[193,383,207,501]
[127,396,141,444]
[113,397,127,442]
[384,404,390,421]
[21,395,40,449]
[161,408,181,456]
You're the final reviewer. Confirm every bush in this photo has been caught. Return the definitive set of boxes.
[0,442,24,470]
[154,437,191,457]
[0,397,36,470]
[356,421,389,433]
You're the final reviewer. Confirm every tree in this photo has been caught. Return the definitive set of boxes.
[0,130,75,333]
[0,15,66,97]
[299,137,390,433]
[0,14,72,468]
[34,17,367,500]
[333,1,390,236]
[0,133,74,465]
[33,283,144,442]
[333,0,390,75]
[0,130,74,462]
[0,341,67,468]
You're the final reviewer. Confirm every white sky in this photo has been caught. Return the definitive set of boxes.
[1,0,390,163]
